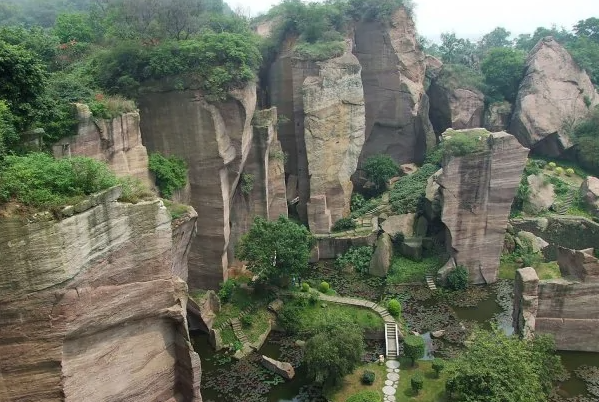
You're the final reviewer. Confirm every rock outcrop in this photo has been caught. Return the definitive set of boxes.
[52,104,152,187]
[354,8,435,166]
[0,188,202,401]
[580,176,599,217]
[303,50,366,233]
[428,69,485,134]
[523,174,555,215]
[381,213,415,238]
[139,84,256,289]
[437,129,529,283]
[484,101,512,132]
[514,247,599,351]
[369,233,393,277]
[260,356,295,380]
[509,37,599,156]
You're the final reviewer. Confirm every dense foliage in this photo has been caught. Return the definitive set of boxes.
[441,130,489,157]
[332,216,357,232]
[148,153,188,199]
[446,266,469,291]
[403,334,425,366]
[481,48,526,103]
[572,107,599,175]
[389,163,438,214]
[335,246,373,274]
[362,155,399,193]
[346,390,381,402]
[446,330,563,401]
[411,373,424,394]
[236,216,315,285]
[0,153,118,209]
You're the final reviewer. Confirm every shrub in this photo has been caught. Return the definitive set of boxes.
[424,145,443,166]
[309,293,319,305]
[148,153,187,199]
[335,246,373,274]
[351,193,366,211]
[441,130,489,157]
[387,299,401,318]
[240,173,254,195]
[118,177,154,204]
[294,40,345,61]
[346,390,381,402]
[241,314,254,328]
[301,282,310,292]
[555,166,564,175]
[350,197,382,218]
[565,168,575,176]
[411,373,424,394]
[332,217,357,232]
[318,281,330,293]
[0,153,118,210]
[218,279,238,302]
[389,163,439,214]
[432,358,445,378]
[362,155,399,192]
[547,162,557,170]
[88,94,136,119]
[361,370,376,385]
[403,335,425,366]
[446,265,469,291]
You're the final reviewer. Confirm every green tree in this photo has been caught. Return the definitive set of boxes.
[362,155,399,192]
[478,26,512,56]
[514,25,573,52]
[304,323,364,385]
[572,107,599,174]
[148,153,188,199]
[54,12,94,43]
[411,373,423,395]
[432,358,445,378]
[0,101,17,158]
[236,216,315,285]
[403,335,425,366]
[574,17,599,43]
[567,37,599,85]
[481,47,526,103]
[446,329,563,402]
[439,32,477,67]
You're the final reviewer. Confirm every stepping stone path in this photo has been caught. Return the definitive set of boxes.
[382,359,400,401]
[425,273,437,291]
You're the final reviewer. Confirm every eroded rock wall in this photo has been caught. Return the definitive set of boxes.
[438,130,529,283]
[509,36,599,156]
[52,104,152,187]
[0,188,201,401]
[303,49,366,233]
[353,8,435,166]
[139,85,256,289]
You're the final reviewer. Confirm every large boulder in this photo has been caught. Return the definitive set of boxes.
[523,174,556,215]
[484,101,512,132]
[260,355,295,380]
[580,176,599,217]
[369,233,393,277]
[509,37,599,156]
[428,68,485,134]
[381,213,416,239]
[516,231,549,253]
[438,129,529,283]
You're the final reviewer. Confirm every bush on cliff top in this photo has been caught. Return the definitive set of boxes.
[148,153,188,199]
[389,163,438,214]
[0,153,118,209]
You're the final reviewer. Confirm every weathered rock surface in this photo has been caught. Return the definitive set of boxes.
[354,7,435,167]
[260,355,295,380]
[438,129,529,283]
[509,37,599,156]
[139,84,256,289]
[0,189,202,401]
[428,69,485,134]
[514,248,599,351]
[187,290,221,333]
[516,230,549,253]
[303,50,366,232]
[369,233,393,277]
[484,101,512,132]
[381,214,415,238]
[580,176,599,217]
[523,174,555,215]
[52,104,152,187]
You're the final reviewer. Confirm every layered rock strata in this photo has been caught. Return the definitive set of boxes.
[436,129,529,283]
[139,84,256,289]
[0,188,201,401]
[514,247,599,351]
[509,37,599,156]
[52,104,152,187]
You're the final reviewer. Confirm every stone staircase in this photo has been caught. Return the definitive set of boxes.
[215,303,256,331]
[553,190,576,215]
[230,318,249,344]
[425,273,437,291]
[384,322,399,359]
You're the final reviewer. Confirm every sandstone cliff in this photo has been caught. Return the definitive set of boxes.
[354,8,435,166]
[436,129,529,283]
[303,50,366,233]
[139,84,256,290]
[509,37,599,156]
[0,188,201,401]
[52,104,152,188]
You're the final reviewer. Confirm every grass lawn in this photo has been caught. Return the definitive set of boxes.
[220,327,236,345]
[387,256,444,284]
[244,309,272,343]
[499,256,561,281]
[326,362,387,402]
[298,302,384,332]
[498,258,520,280]
[535,261,561,280]
[396,358,449,402]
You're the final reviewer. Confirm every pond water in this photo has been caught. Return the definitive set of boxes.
[557,350,599,398]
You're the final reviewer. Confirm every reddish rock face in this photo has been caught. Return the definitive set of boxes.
[0,190,202,402]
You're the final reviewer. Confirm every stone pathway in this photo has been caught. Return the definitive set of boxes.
[383,359,400,401]
[230,318,249,344]
[425,273,437,291]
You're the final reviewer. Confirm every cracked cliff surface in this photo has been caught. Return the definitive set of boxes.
[0,188,201,402]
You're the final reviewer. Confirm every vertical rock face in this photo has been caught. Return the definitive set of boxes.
[229,108,288,261]
[513,248,599,352]
[428,72,485,134]
[484,101,512,132]
[303,50,366,233]
[0,189,201,401]
[353,8,435,166]
[509,37,599,156]
[139,84,256,290]
[438,129,529,283]
[52,104,152,188]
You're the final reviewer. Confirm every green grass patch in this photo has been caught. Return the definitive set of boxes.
[163,199,191,219]
[213,287,259,328]
[220,327,237,345]
[396,358,449,401]
[189,289,208,304]
[498,257,520,280]
[244,309,272,343]
[387,256,444,285]
[325,362,387,402]
[294,40,346,61]
[535,261,561,280]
